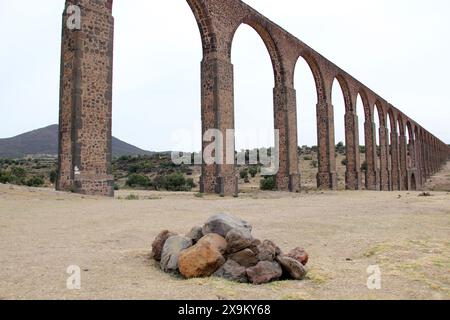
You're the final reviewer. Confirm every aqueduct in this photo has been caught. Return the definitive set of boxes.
[57,0,450,196]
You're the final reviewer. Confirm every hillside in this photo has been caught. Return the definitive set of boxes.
[0,125,154,158]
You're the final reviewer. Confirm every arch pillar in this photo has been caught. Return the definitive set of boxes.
[200,56,238,196]
[316,100,338,190]
[390,128,400,190]
[274,85,301,192]
[344,111,361,190]
[379,126,389,191]
[364,120,378,190]
[57,0,115,197]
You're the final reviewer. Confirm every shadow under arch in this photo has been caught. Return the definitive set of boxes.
[228,15,284,86]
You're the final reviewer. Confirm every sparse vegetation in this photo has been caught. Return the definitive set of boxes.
[260,175,276,191]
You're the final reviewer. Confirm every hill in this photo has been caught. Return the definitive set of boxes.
[0,125,154,158]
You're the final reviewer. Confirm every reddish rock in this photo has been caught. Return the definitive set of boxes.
[276,255,307,280]
[226,228,253,254]
[249,239,262,254]
[197,233,227,255]
[151,230,177,261]
[179,243,225,279]
[246,261,283,285]
[228,249,258,268]
[287,247,309,266]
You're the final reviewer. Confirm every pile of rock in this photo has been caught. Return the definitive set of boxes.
[151,213,309,285]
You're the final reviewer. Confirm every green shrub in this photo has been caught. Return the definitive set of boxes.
[126,174,151,188]
[341,158,348,166]
[49,170,57,184]
[303,156,313,161]
[153,175,167,191]
[26,176,45,187]
[165,172,187,191]
[186,178,196,189]
[12,167,27,178]
[249,166,258,178]
[361,161,368,172]
[125,194,140,200]
[260,176,276,191]
[0,170,12,184]
[239,169,249,180]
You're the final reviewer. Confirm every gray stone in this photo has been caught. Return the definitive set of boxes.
[229,249,259,268]
[246,261,283,285]
[186,226,204,243]
[226,228,253,254]
[276,255,308,280]
[214,260,248,283]
[160,235,193,273]
[202,213,252,238]
[257,240,282,262]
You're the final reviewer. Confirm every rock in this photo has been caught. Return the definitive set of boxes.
[228,249,258,268]
[213,260,248,283]
[246,261,283,285]
[179,243,225,278]
[202,213,252,238]
[276,255,307,280]
[197,233,228,255]
[151,230,177,261]
[160,236,192,273]
[287,247,309,266]
[257,240,282,262]
[186,226,203,243]
[226,228,253,254]
[248,239,262,254]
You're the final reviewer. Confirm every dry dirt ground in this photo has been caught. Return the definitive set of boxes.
[1,163,449,300]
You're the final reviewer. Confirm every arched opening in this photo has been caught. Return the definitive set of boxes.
[332,78,348,190]
[406,121,414,170]
[356,93,367,189]
[232,24,275,192]
[294,57,319,190]
[113,0,203,188]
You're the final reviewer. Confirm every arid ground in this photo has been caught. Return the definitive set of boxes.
[1,163,449,300]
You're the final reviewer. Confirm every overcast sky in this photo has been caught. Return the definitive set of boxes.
[0,0,449,151]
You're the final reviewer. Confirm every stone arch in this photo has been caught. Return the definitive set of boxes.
[334,75,353,113]
[357,88,372,122]
[294,52,326,103]
[186,0,216,56]
[375,101,386,127]
[229,16,284,86]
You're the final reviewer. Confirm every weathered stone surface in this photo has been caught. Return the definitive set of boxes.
[202,213,252,237]
[179,243,225,279]
[226,228,253,254]
[249,239,262,254]
[151,230,177,261]
[160,236,192,273]
[246,261,283,285]
[276,255,307,280]
[257,240,282,262]
[287,247,309,266]
[197,233,227,255]
[213,260,248,283]
[228,249,259,268]
[186,226,203,244]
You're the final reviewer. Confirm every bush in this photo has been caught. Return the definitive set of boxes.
[248,166,258,178]
[341,158,348,166]
[126,174,151,188]
[303,156,313,161]
[165,172,187,191]
[125,194,140,200]
[26,176,45,187]
[186,178,196,189]
[336,142,346,155]
[260,176,276,191]
[153,175,167,191]
[239,169,249,180]
[359,146,366,154]
[0,170,12,184]
[12,167,27,178]
[49,170,57,184]
[361,161,368,172]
